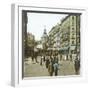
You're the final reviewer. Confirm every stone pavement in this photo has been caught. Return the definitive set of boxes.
[24,56,76,77]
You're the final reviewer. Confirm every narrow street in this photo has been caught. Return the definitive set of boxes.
[24,56,76,77]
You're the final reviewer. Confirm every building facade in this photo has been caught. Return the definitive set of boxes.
[27,32,35,47]
[48,24,61,50]
[41,28,48,51]
[60,15,80,61]
[48,14,80,61]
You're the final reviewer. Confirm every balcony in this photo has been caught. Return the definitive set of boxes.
[71,36,75,39]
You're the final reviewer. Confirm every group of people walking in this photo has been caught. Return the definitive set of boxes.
[40,55,60,76]
[30,53,80,76]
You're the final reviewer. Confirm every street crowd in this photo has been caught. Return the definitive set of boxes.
[30,53,80,76]
[40,55,60,76]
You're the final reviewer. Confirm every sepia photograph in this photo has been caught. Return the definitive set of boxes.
[22,10,81,78]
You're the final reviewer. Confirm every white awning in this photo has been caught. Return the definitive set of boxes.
[36,44,43,49]
[34,48,38,52]
[47,48,57,50]
[59,47,69,51]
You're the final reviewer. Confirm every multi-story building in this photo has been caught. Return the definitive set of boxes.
[60,15,71,60]
[27,33,35,51]
[48,24,61,50]
[76,15,80,54]
[27,32,35,40]
[44,14,80,60]
[69,15,80,61]
[47,24,61,56]
[60,15,80,61]
[25,32,35,57]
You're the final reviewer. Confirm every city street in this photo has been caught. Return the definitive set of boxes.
[23,12,80,78]
[24,56,76,77]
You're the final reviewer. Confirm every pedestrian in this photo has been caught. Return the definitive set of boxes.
[45,57,50,68]
[51,56,55,72]
[53,62,59,76]
[48,56,55,76]
[31,56,34,62]
[74,57,80,75]
[34,52,38,63]
[48,61,53,76]
[53,56,59,76]
[43,56,46,62]
[40,56,43,66]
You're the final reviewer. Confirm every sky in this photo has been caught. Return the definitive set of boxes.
[27,12,68,41]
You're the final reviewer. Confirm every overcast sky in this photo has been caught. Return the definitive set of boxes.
[27,13,68,41]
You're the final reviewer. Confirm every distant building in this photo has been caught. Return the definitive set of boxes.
[27,33,35,40]
[24,32,35,57]
[48,24,61,50]
[27,32,35,47]
[41,27,48,50]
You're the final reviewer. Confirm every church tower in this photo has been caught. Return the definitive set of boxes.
[41,26,48,49]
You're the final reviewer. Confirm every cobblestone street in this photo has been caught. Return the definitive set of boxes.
[24,56,76,77]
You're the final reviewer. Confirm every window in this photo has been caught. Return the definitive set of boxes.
[72,16,74,27]
[72,16,74,20]
[72,41,74,44]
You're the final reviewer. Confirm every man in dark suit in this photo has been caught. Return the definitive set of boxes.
[74,57,80,75]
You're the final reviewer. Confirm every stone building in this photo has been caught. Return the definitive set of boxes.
[60,15,80,61]
[48,24,61,50]
[26,32,35,57]
[41,27,48,50]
